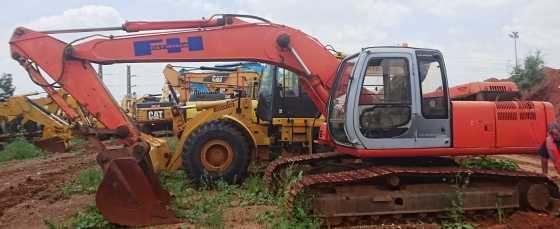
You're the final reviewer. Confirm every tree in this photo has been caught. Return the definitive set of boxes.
[510,51,545,90]
[0,73,15,100]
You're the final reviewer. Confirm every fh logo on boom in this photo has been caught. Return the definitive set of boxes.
[133,36,204,56]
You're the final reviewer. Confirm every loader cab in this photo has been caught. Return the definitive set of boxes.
[256,64,319,121]
[328,47,451,149]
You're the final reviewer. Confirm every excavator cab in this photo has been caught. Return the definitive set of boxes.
[256,64,319,121]
[328,48,451,149]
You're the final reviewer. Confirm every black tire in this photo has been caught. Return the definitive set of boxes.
[182,120,250,184]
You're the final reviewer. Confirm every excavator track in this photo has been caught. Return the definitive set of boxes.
[266,152,560,227]
[264,151,349,185]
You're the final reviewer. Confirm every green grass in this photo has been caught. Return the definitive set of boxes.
[61,168,102,196]
[44,205,112,229]
[460,156,519,171]
[51,169,109,229]
[52,164,319,228]
[69,138,87,150]
[160,171,231,228]
[66,205,112,229]
[440,189,476,229]
[262,166,320,229]
[159,168,319,228]
[0,137,46,162]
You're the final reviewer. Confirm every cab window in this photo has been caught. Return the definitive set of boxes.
[328,55,358,144]
[358,58,411,138]
[418,55,448,119]
[277,68,299,97]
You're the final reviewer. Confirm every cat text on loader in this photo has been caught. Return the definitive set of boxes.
[9,14,558,227]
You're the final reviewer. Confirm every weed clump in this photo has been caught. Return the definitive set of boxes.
[159,168,320,228]
[0,138,45,162]
[61,168,102,196]
[460,156,519,171]
[68,205,112,229]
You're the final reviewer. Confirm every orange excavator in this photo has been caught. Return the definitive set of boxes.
[9,14,558,227]
[449,81,520,101]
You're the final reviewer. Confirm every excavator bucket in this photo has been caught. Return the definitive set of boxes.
[34,137,67,153]
[95,146,180,226]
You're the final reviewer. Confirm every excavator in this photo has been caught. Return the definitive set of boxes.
[9,14,558,227]
[448,81,520,101]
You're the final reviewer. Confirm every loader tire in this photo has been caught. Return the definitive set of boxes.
[182,120,250,184]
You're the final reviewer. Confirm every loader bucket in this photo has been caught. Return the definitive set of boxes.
[34,137,67,153]
[95,146,180,226]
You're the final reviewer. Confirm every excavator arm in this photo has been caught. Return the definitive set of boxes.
[9,14,340,226]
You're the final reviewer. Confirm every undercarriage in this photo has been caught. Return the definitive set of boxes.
[265,152,559,227]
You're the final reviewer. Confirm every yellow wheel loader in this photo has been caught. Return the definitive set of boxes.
[121,94,175,136]
[149,64,325,184]
[0,93,73,152]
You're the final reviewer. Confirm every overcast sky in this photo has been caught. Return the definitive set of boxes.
[1,0,559,100]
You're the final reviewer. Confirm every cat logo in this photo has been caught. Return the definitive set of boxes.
[147,110,164,120]
[211,75,226,83]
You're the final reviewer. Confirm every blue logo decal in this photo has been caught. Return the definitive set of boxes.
[133,36,204,56]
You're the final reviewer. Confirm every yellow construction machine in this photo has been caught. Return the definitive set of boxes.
[144,64,325,184]
[163,64,261,102]
[121,64,261,134]
[119,63,323,184]
[0,93,73,152]
[121,93,175,135]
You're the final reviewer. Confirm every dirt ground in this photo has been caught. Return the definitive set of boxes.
[157,205,276,229]
[0,148,97,229]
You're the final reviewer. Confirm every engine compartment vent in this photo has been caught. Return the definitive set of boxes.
[496,102,536,121]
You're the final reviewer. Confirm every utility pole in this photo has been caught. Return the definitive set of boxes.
[97,64,103,81]
[126,65,132,96]
[509,31,519,72]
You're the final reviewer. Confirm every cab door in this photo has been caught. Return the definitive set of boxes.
[345,52,416,148]
[413,50,451,147]
[344,50,450,149]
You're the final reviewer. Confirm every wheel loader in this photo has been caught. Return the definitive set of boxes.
[0,93,72,152]
[121,64,261,135]
[165,64,261,102]
[9,14,559,227]
[152,63,324,181]
[121,93,175,135]
[121,63,324,180]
